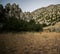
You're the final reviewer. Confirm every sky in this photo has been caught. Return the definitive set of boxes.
[0,0,60,12]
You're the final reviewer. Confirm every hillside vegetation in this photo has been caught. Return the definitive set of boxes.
[32,4,60,26]
[0,3,60,32]
[0,3,43,32]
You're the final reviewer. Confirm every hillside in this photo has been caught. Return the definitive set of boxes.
[32,4,60,26]
[0,3,60,32]
[1,3,60,26]
[43,22,60,32]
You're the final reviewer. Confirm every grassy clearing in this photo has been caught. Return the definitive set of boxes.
[0,32,60,54]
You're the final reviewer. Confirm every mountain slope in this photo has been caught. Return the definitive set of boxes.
[31,4,60,26]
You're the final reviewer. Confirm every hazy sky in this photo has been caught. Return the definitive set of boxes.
[0,0,60,12]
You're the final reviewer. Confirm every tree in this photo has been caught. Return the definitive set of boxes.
[0,3,43,32]
[0,4,5,23]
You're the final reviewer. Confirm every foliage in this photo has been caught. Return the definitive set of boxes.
[0,4,43,32]
[1,17,43,32]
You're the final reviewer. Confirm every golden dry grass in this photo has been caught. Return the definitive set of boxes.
[0,32,60,54]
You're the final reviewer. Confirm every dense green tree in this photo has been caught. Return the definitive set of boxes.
[0,4,5,23]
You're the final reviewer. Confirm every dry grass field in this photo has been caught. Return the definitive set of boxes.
[0,32,60,54]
